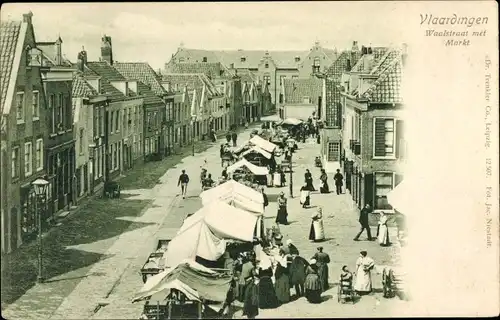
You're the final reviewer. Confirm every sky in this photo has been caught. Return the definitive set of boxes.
[1,2,408,71]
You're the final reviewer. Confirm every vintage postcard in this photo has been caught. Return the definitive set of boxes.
[0,1,498,319]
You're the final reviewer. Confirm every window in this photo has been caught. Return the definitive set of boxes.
[280,76,286,86]
[24,142,33,177]
[202,57,207,62]
[32,91,39,119]
[128,108,132,128]
[79,128,84,154]
[265,63,269,68]
[292,75,299,79]
[115,110,120,132]
[302,96,311,104]
[373,118,396,158]
[11,146,19,179]
[58,93,64,130]
[240,56,246,62]
[295,56,301,62]
[313,57,321,73]
[178,57,185,63]
[263,75,271,86]
[16,92,24,121]
[327,142,340,161]
[374,172,394,210]
[35,138,43,171]
[49,94,56,133]
[110,111,115,133]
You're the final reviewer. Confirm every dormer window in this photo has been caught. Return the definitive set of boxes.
[178,57,185,63]
[265,63,269,68]
[312,57,321,74]
[202,57,207,62]
[303,96,311,104]
[240,56,246,62]
[295,56,301,62]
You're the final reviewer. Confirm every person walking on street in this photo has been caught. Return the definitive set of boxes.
[289,254,308,298]
[353,251,375,295]
[177,170,190,199]
[276,192,289,225]
[226,132,231,144]
[304,259,322,303]
[319,169,329,193]
[354,204,374,241]
[231,131,238,147]
[304,169,315,191]
[333,169,344,195]
[312,246,331,292]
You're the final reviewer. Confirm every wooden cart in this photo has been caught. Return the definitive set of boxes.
[140,239,171,283]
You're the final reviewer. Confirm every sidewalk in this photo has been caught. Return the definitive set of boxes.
[1,125,257,320]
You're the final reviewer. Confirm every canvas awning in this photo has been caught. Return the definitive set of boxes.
[241,146,272,159]
[200,180,264,214]
[227,158,269,175]
[132,260,232,303]
[261,114,282,122]
[281,117,303,126]
[249,135,278,153]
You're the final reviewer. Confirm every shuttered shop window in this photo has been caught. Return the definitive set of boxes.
[373,118,395,157]
[374,172,394,210]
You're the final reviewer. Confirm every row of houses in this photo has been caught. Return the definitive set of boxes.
[0,13,261,254]
[275,41,407,213]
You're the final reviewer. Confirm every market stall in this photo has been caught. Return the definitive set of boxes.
[165,201,259,268]
[134,259,233,319]
[249,135,278,153]
[241,145,274,167]
[200,179,264,214]
[227,158,269,185]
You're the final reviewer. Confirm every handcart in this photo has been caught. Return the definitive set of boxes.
[140,239,171,283]
[382,266,407,300]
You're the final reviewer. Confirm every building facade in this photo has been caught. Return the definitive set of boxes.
[340,46,406,212]
[279,78,323,121]
[0,13,49,252]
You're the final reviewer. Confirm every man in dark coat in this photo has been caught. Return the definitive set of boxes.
[231,132,238,147]
[354,204,374,241]
[333,169,344,195]
[225,133,231,144]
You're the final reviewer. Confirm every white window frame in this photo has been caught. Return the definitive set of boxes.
[32,90,40,120]
[372,117,397,160]
[12,146,19,179]
[16,92,25,123]
[24,141,33,177]
[115,110,120,133]
[373,171,396,213]
[35,138,43,172]
[327,141,340,162]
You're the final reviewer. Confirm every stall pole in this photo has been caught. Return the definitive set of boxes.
[167,299,172,319]
[289,152,293,198]
[198,300,203,319]
[156,300,160,320]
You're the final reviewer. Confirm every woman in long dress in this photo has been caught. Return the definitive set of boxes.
[304,169,316,191]
[353,251,375,295]
[242,275,260,319]
[312,246,330,292]
[258,266,280,309]
[309,207,325,242]
[276,192,289,225]
[319,169,329,193]
[289,254,308,298]
[377,211,391,246]
[300,185,311,208]
[273,259,291,304]
[304,259,322,303]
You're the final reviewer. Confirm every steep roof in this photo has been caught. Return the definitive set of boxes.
[162,73,220,97]
[0,20,23,115]
[113,62,166,96]
[37,40,73,67]
[165,61,233,80]
[350,47,389,73]
[283,78,323,105]
[326,50,361,82]
[72,72,97,98]
[84,61,140,102]
[361,54,403,104]
[236,69,257,83]
[136,81,164,105]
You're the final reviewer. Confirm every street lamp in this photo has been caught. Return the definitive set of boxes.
[32,178,49,283]
[89,143,96,195]
[191,115,197,156]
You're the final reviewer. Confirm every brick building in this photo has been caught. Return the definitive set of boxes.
[340,45,407,212]
[0,13,49,252]
[279,78,323,121]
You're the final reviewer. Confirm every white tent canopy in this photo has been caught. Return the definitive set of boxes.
[281,117,303,126]
[249,135,278,153]
[386,179,410,214]
[241,145,272,159]
[166,201,259,267]
[200,180,264,214]
[227,158,269,175]
[261,114,282,122]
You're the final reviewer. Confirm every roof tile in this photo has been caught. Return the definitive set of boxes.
[113,62,166,96]
[0,21,22,114]
[362,56,403,104]
[72,72,97,98]
[283,78,323,105]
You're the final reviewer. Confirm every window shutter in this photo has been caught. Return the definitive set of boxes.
[364,173,374,208]
[396,120,404,159]
[373,118,386,157]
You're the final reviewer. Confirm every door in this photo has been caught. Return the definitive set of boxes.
[83,164,88,193]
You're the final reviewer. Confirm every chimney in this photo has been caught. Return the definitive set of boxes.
[76,46,87,72]
[55,36,63,66]
[101,35,113,65]
[367,47,373,54]
[22,11,33,24]
[361,46,367,55]
[352,41,359,51]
